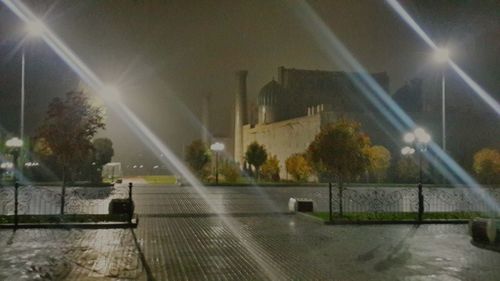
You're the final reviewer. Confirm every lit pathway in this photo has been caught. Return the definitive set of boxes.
[1,184,499,280]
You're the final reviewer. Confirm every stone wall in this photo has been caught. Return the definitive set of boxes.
[242,114,321,179]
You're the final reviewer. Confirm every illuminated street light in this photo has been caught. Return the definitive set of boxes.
[401,128,431,222]
[401,146,415,156]
[210,142,225,185]
[19,21,43,162]
[6,137,23,148]
[433,47,449,63]
[102,84,121,101]
[25,20,44,37]
[404,132,415,143]
[5,137,24,182]
[433,47,449,153]
[414,127,431,144]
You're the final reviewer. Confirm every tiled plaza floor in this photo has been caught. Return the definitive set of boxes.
[1,184,499,280]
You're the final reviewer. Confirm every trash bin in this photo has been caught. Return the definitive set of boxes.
[288,198,297,213]
[296,198,314,212]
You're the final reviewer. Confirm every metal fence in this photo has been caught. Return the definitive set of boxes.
[327,186,500,214]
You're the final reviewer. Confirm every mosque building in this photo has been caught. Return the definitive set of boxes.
[231,66,499,180]
[233,67,391,179]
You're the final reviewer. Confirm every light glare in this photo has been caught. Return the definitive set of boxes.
[434,48,449,63]
[25,20,44,37]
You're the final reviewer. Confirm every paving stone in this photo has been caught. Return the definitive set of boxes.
[1,184,499,280]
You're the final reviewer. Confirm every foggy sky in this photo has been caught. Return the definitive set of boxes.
[0,0,498,166]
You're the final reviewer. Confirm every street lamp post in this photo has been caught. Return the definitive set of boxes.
[18,21,43,164]
[433,47,449,152]
[6,137,23,230]
[210,142,225,185]
[6,137,24,182]
[402,127,431,222]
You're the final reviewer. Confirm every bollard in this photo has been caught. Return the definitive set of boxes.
[14,182,19,230]
[128,182,133,223]
[329,182,333,222]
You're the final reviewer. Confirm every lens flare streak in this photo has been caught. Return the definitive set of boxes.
[288,0,499,213]
[1,0,282,279]
[385,0,500,116]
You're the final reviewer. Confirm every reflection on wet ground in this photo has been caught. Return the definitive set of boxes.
[1,184,499,280]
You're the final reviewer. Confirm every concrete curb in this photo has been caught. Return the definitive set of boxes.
[295,212,326,224]
[324,219,469,225]
[0,217,138,229]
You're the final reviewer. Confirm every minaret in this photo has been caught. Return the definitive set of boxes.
[234,70,248,166]
[201,93,210,144]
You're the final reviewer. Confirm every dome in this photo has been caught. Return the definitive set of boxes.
[258,80,284,106]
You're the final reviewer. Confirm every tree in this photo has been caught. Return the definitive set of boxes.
[245,142,268,180]
[367,145,391,182]
[93,138,114,166]
[185,140,211,179]
[220,160,240,183]
[308,119,371,215]
[397,157,419,183]
[260,155,280,182]
[90,138,114,183]
[37,91,105,214]
[286,154,312,182]
[473,148,500,184]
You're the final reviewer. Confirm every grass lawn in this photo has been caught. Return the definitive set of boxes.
[0,214,131,224]
[142,175,178,185]
[312,211,486,222]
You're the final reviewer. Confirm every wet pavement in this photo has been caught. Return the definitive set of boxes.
[1,184,499,280]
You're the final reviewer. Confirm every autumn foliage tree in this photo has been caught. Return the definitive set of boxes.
[285,154,312,182]
[37,91,105,214]
[260,154,280,181]
[367,145,391,182]
[308,119,371,215]
[220,160,240,183]
[245,142,268,180]
[473,148,500,184]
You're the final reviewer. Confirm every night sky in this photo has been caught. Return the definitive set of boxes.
[0,0,498,165]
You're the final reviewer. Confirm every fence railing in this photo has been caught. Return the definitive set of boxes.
[0,183,132,228]
[326,185,500,219]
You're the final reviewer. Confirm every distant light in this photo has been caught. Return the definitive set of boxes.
[25,20,44,37]
[153,165,159,169]
[210,142,225,152]
[5,137,23,148]
[434,47,449,63]
[403,132,415,143]
[1,162,13,169]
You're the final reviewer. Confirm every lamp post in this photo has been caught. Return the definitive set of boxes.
[433,47,449,152]
[6,137,24,182]
[18,21,43,166]
[210,142,225,185]
[402,127,431,222]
